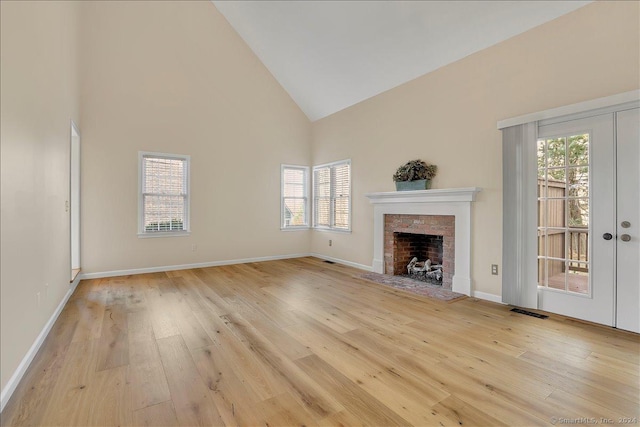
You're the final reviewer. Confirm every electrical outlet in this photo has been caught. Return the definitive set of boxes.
[491,264,499,275]
[36,292,41,307]
[191,244,197,252]
[329,239,332,247]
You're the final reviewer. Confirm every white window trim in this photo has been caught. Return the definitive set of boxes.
[138,151,191,238]
[281,164,310,230]
[312,159,352,233]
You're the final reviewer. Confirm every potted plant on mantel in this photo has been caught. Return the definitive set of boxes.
[393,159,437,191]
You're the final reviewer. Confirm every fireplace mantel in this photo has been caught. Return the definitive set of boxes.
[365,187,481,204]
[365,187,482,296]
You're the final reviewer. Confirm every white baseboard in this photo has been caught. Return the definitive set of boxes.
[1,275,81,413]
[309,253,373,272]
[79,253,311,280]
[471,290,503,304]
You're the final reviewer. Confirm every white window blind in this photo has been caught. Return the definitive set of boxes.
[139,152,190,236]
[313,159,351,231]
[281,165,309,229]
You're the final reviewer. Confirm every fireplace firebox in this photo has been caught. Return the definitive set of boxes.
[384,214,455,289]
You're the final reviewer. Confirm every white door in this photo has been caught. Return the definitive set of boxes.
[536,110,640,332]
[615,108,639,333]
[537,114,616,326]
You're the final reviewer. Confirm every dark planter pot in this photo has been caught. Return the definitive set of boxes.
[395,179,432,191]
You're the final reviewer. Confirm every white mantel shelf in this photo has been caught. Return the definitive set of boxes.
[365,187,482,296]
[365,187,482,204]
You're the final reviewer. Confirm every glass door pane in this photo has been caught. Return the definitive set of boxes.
[537,133,590,295]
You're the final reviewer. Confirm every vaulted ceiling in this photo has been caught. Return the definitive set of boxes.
[213,1,591,121]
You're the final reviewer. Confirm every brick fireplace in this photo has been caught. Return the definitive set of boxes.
[385,215,455,289]
[365,187,481,296]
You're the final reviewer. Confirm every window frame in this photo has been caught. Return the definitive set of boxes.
[138,151,191,238]
[312,159,352,233]
[281,164,310,230]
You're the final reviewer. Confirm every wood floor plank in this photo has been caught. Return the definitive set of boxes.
[220,312,345,420]
[256,392,320,427]
[38,339,101,426]
[129,360,171,411]
[430,395,508,426]
[145,286,181,339]
[127,309,161,366]
[132,401,179,427]
[519,350,640,403]
[70,288,106,342]
[167,280,214,351]
[295,354,413,426]
[96,305,129,371]
[181,269,233,316]
[220,294,313,361]
[4,257,638,427]
[191,345,265,426]
[284,314,451,425]
[156,335,225,426]
[193,307,288,401]
[127,308,172,411]
[83,365,132,426]
[586,351,640,378]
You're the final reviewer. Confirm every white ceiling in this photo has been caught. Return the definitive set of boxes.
[213,1,591,121]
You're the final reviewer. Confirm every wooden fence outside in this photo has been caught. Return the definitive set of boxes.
[538,178,589,281]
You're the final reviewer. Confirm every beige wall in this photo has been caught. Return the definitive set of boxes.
[1,1,80,393]
[79,1,311,274]
[1,0,638,401]
[310,1,640,297]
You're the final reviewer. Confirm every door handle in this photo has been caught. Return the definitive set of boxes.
[621,234,631,242]
[603,233,613,240]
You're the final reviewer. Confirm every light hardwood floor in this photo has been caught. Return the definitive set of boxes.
[1,257,638,426]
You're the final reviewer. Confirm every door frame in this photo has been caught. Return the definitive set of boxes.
[70,121,80,281]
[614,108,640,333]
[501,96,639,318]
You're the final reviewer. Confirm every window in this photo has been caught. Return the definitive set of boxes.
[138,152,190,237]
[313,159,351,231]
[537,133,590,294]
[281,165,309,229]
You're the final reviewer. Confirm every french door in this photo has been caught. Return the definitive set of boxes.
[537,109,639,333]
[615,108,639,333]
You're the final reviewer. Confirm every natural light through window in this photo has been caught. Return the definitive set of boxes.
[313,160,351,231]
[281,165,309,229]
[537,134,590,294]
[139,152,190,237]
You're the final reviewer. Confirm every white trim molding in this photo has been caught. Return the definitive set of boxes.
[310,253,373,272]
[472,291,504,304]
[1,275,81,412]
[80,253,311,279]
[497,90,640,129]
[365,188,482,296]
[365,187,481,204]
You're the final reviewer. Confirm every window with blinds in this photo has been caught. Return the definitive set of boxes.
[313,159,351,231]
[139,152,190,236]
[281,165,309,229]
